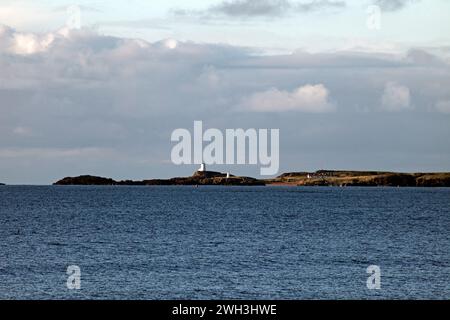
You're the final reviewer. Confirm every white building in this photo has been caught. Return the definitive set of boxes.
[198,163,206,172]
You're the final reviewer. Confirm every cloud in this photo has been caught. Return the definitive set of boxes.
[295,0,346,12]
[381,82,411,111]
[373,0,419,12]
[175,0,346,19]
[210,0,290,17]
[227,50,408,69]
[0,25,55,54]
[435,100,450,114]
[1,25,450,183]
[240,84,335,112]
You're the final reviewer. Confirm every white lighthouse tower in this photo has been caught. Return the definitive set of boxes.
[198,163,206,172]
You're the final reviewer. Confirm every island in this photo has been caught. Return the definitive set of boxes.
[54,170,265,186]
[0,183,5,186]
[54,169,450,187]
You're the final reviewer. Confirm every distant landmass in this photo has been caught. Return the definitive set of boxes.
[54,171,265,186]
[268,171,450,187]
[54,170,450,187]
[0,183,5,186]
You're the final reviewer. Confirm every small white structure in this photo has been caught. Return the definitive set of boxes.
[198,163,206,172]
[226,172,230,178]
[307,174,311,179]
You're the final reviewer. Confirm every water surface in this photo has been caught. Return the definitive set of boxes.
[0,186,449,299]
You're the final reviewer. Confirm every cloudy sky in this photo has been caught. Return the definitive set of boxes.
[1,0,450,184]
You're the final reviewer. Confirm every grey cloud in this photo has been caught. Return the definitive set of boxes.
[175,0,346,19]
[295,0,346,13]
[209,0,290,17]
[224,50,410,69]
[373,0,420,12]
[1,26,450,183]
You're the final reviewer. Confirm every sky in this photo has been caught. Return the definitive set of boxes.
[1,0,450,184]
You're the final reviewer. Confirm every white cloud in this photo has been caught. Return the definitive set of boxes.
[0,25,56,54]
[163,38,178,49]
[11,32,55,55]
[240,84,335,112]
[381,82,411,111]
[435,100,450,114]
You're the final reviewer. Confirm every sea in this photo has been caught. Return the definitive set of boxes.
[0,186,449,300]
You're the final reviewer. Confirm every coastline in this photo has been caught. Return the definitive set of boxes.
[52,170,450,187]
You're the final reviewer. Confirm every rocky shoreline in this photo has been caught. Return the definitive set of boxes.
[53,170,450,187]
[268,170,450,187]
[54,171,265,186]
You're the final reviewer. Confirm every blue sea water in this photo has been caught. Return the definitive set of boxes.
[0,186,449,300]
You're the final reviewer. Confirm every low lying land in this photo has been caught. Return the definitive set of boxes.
[54,171,265,186]
[53,170,450,187]
[267,170,450,187]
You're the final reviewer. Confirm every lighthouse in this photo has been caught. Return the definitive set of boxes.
[198,163,206,172]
